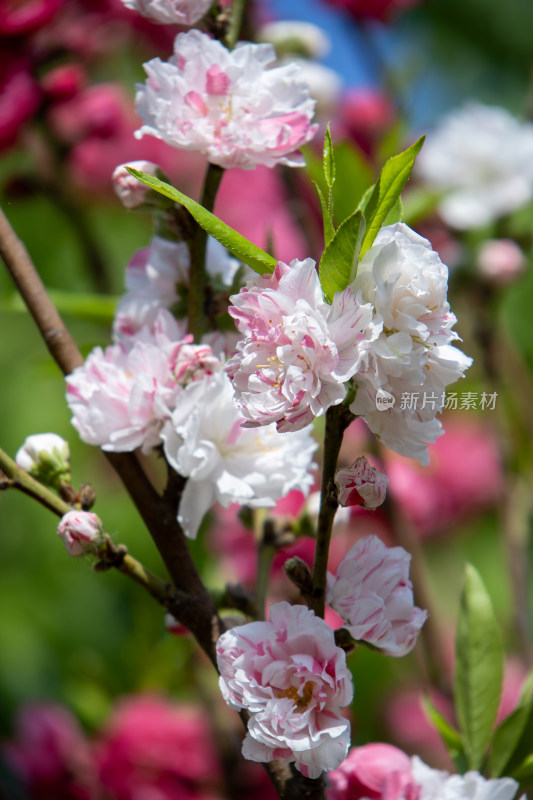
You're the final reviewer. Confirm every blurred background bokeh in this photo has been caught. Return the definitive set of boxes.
[1,0,533,797]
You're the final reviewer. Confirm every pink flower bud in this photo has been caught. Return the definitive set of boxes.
[335,457,388,509]
[57,511,103,557]
[476,239,526,285]
[112,160,160,209]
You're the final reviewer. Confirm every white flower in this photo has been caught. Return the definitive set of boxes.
[57,511,103,557]
[416,102,533,229]
[411,756,522,800]
[327,535,427,657]
[350,223,471,465]
[120,0,212,26]
[217,602,353,778]
[160,371,317,538]
[135,30,318,169]
[257,20,331,59]
[113,235,241,342]
[227,258,379,432]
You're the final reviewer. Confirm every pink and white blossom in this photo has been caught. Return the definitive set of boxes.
[227,258,379,432]
[135,30,318,169]
[113,235,241,342]
[57,510,103,557]
[350,223,471,465]
[66,310,216,453]
[112,160,160,209]
[160,371,317,538]
[326,535,427,656]
[327,747,522,800]
[335,457,388,509]
[120,0,212,25]
[217,601,353,778]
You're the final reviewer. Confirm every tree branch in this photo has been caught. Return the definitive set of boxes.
[0,205,223,663]
[309,405,352,617]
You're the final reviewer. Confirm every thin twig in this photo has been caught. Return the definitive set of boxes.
[310,405,352,617]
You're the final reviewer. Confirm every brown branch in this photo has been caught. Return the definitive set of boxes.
[0,205,223,663]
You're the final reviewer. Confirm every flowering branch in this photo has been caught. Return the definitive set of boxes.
[0,205,224,663]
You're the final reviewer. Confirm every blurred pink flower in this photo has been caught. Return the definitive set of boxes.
[476,239,526,285]
[215,166,309,263]
[3,703,97,799]
[386,418,503,537]
[327,535,427,656]
[336,88,396,156]
[47,82,202,194]
[320,0,422,22]
[40,63,86,102]
[217,601,353,778]
[0,0,65,36]
[0,60,40,152]
[327,743,419,800]
[95,694,223,800]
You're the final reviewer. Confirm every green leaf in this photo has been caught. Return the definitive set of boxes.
[384,196,404,226]
[313,181,336,248]
[454,564,504,770]
[127,168,277,275]
[359,136,425,259]
[489,694,533,778]
[323,123,335,192]
[423,694,466,770]
[511,754,533,781]
[303,140,374,227]
[319,210,365,301]
[357,184,375,214]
